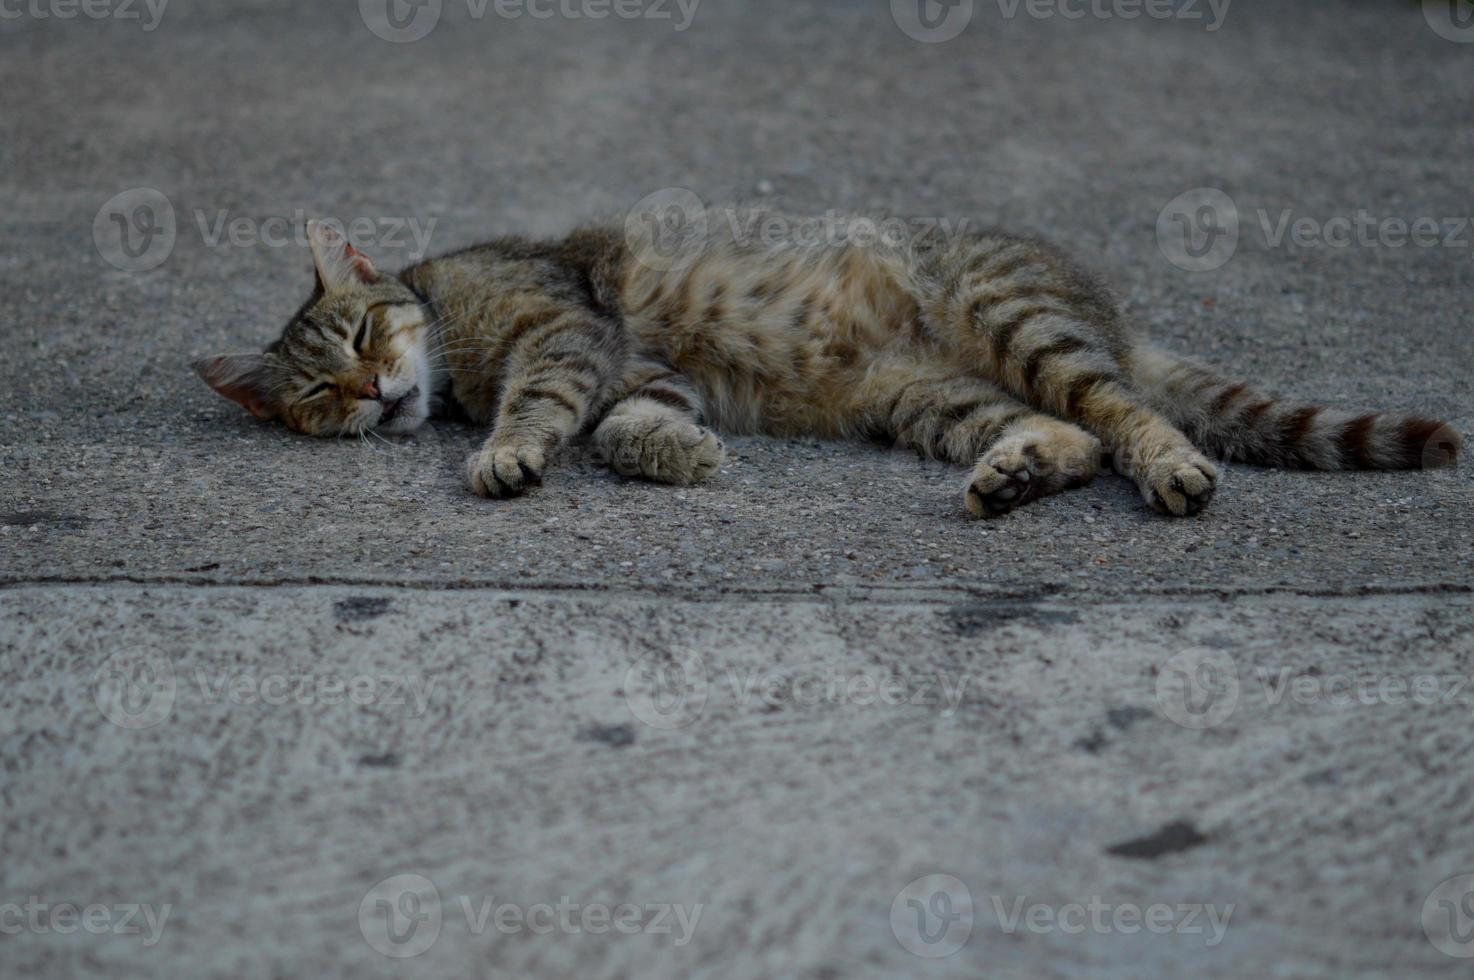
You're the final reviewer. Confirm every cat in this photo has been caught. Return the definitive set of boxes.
[194,214,1460,518]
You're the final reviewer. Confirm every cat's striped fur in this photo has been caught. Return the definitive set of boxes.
[194,214,1460,517]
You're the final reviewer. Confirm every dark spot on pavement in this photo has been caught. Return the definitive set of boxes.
[1073,730,1108,754]
[1076,707,1153,753]
[358,752,401,768]
[945,601,1078,636]
[1106,820,1208,859]
[335,597,392,622]
[1106,706,1153,731]
[577,723,637,748]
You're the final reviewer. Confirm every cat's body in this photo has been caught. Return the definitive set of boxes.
[195,213,1460,517]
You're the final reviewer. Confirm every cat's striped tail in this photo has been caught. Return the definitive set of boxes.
[1130,347,1461,470]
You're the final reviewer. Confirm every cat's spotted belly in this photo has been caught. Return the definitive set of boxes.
[620,242,920,436]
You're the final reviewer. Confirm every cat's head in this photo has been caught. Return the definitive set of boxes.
[194,220,432,436]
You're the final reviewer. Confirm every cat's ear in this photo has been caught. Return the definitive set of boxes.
[193,354,278,419]
[307,219,380,291]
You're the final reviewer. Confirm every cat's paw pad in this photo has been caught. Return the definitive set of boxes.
[1142,452,1218,516]
[965,462,1039,518]
[468,443,546,499]
[607,419,724,485]
[964,426,1099,519]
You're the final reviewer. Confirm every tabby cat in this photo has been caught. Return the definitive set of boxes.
[194,214,1459,517]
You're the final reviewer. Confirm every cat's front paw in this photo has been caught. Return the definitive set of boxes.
[468,443,546,499]
[964,421,1099,518]
[601,417,724,485]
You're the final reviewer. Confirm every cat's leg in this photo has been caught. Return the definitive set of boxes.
[925,237,1218,516]
[852,369,1100,517]
[468,305,623,499]
[591,356,725,485]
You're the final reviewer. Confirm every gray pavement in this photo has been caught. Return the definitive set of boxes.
[3,1,1473,977]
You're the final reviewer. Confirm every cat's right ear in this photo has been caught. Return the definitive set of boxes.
[307,219,380,292]
[193,354,278,419]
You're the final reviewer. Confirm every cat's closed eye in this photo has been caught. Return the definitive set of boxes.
[299,381,333,402]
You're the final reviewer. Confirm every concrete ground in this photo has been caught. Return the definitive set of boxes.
[2,1,1472,976]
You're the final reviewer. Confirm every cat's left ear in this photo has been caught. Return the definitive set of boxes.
[193,354,278,419]
[307,219,380,291]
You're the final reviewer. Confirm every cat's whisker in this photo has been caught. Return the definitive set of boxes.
[430,346,505,357]
[426,335,500,355]
[356,429,387,455]
[421,302,500,350]
[366,428,398,450]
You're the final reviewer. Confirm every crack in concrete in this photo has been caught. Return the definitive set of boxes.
[1,574,1469,606]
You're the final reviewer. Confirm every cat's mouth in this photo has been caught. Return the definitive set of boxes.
[377,386,420,428]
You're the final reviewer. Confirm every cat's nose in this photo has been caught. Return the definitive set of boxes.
[358,377,380,400]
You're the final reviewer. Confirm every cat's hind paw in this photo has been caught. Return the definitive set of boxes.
[1140,451,1218,517]
[598,417,724,485]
